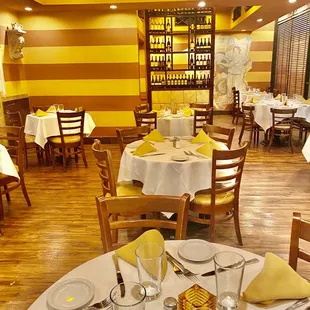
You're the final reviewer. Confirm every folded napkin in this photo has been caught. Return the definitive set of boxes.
[262,91,267,94]
[143,129,165,142]
[304,98,310,104]
[34,109,48,117]
[275,94,281,100]
[183,106,193,117]
[115,229,168,279]
[243,252,310,304]
[46,105,56,113]
[133,141,157,156]
[196,140,221,157]
[191,130,212,144]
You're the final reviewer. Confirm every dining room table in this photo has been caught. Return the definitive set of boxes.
[24,111,96,148]
[28,240,309,310]
[302,135,310,162]
[157,114,194,137]
[0,144,19,179]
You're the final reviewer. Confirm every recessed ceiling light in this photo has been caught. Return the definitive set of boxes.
[25,7,33,11]
[288,0,297,3]
[198,1,206,7]
[241,29,246,31]
[110,4,117,9]
[257,18,263,22]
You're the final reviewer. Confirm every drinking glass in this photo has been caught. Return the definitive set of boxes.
[53,104,59,112]
[58,104,64,111]
[110,282,146,310]
[135,243,163,300]
[214,251,245,310]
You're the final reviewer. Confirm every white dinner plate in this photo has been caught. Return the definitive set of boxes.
[178,239,217,262]
[126,140,144,149]
[171,155,189,162]
[181,136,194,141]
[172,114,182,118]
[47,278,95,310]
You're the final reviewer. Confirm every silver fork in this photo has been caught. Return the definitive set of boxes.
[187,150,205,159]
[168,257,186,280]
[87,296,112,309]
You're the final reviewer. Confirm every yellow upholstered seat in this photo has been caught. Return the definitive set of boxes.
[0,165,19,179]
[117,182,143,196]
[275,124,290,130]
[193,190,234,206]
[49,135,81,144]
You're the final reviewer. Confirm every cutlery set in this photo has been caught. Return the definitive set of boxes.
[184,150,206,159]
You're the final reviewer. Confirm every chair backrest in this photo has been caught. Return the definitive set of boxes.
[134,111,157,129]
[233,90,240,108]
[189,103,211,110]
[270,108,297,130]
[96,194,190,253]
[203,124,235,149]
[32,105,51,113]
[242,105,255,124]
[92,139,117,197]
[135,104,149,113]
[273,89,280,98]
[289,212,310,271]
[210,141,249,212]
[232,87,236,93]
[5,111,23,127]
[116,127,150,154]
[193,108,213,136]
[0,126,24,173]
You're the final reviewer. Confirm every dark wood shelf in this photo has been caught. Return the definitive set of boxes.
[150,49,213,54]
[151,86,211,91]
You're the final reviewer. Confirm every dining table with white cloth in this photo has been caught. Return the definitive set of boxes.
[0,144,19,179]
[302,135,310,162]
[157,115,194,137]
[28,240,308,310]
[24,112,96,148]
[244,99,310,132]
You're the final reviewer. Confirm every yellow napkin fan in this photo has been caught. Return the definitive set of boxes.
[133,141,157,156]
[115,229,168,279]
[143,129,165,142]
[275,94,281,100]
[46,105,56,113]
[304,98,310,104]
[196,140,221,158]
[243,252,310,304]
[191,130,212,144]
[34,109,48,117]
[183,106,193,117]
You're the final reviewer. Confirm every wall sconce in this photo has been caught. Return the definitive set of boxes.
[7,22,26,60]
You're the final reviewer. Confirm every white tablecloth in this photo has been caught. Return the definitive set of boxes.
[157,116,193,137]
[28,240,306,310]
[24,112,96,148]
[302,135,310,162]
[244,100,310,132]
[0,144,19,179]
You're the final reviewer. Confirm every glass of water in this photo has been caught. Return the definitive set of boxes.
[110,282,146,310]
[214,251,245,310]
[135,243,163,300]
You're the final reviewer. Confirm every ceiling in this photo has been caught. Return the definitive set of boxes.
[1,0,309,31]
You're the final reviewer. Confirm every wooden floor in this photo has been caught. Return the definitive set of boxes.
[1,115,310,310]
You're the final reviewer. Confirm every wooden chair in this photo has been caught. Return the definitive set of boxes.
[0,126,31,222]
[48,111,87,171]
[289,212,310,271]
[268,108,297,153]
[189,141,249,245]
[193,108,213,136]
[32,105,52,113]
[96,193,190,253]
[135,104,149,113]
[189,103,211,110]
[116,127,150,154]
[134,111,157,129]
[6,110,45,170]
[239,106,261,147]
[203,124,235,149]
[232,89,242,124]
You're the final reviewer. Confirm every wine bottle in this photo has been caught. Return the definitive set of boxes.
[190,23,195,33]
[154,75,158,86]
[167,75,171,87]
[190,54,194,69]
[151,75,155,85]
[203,55,207,67]
[208,17,212,28]
[208,38,211,46]
[197,19,201,30]
[166,38,171,52]
[207,54,211,68]
[166,19,171,32]
[203,74,207,87]
[154,56,158,69]
[154,21,158,30]
[196,55,200,69]
[162,56,165,70]
[203,38,207,48]
[207,74,210,87]
[157,38,161,49]
[177,75,181,86]
[191,74,195,87]
[200,38,203,48]
[184,74,188,86]
[150,55,154,67]
[161,39,165,50]
[150,20,154,31]
[196,38,200,49]
[199,55,203,68]
[161,76,165,85]
[190,37,195,51]
[166,55,171,70]
[187,74,191,86]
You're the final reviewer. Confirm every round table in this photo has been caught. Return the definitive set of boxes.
[24,112,96,148]
[28,240,305,310]
[0,144,19,179]
[302,135,310,163]
[157,115,193,137]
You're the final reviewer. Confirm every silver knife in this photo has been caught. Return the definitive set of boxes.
[285,298,309,310]
[141,152,166,157]
[201,258,259,277]
[112,254,125,297]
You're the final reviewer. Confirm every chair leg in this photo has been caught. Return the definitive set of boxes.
[25,148,29,171]
[111,214,118,244]
[0,225,2,236]
[36,147,42,166]
[232,111,236,124]
[249,126,254,147]
[50,146,56,169]
[289,130,294,154]
[4,185,10,202]
[268,129,274,152]
[62,148,67,172]
[238,123,245,145]
[209,214,216,242]
[74,147,79,163]
[20,175,31,207]
[0,191,4,221]
[81,146,88,168]
[233,206,243,246]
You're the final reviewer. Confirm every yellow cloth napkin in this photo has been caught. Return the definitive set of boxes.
[46,105,56,113]
[133,141,157,156]
[275,94,281,100]
[248,97,255,104]
[183,106,192,117]
[191,130,212,144]
[262,91,267,94]
[143,129,165,142]
[243,252,310,304]
[196,140,221,157]
[34,109,48,117]
[304,98,310,104]
[115,229,168,279]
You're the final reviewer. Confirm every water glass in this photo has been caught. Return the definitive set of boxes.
[58,104,64,111]
[110,282,146,310]
[135,243,163,300]
[214,251,245,310]
[53,104,59,112]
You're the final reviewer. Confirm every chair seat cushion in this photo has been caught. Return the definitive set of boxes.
[25,134,36,144]
[0,165,19,179]
[193,190,235,206]
[275,125,291,130]
[116,182,143,197]
[48,135,81,144]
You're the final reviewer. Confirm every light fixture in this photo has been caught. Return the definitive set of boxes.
[198,1,206,7]
[288,0,297,3]
[241,29,246,31]
[110,4,117,9]
[257,18,263,22]
[25,7,33,11]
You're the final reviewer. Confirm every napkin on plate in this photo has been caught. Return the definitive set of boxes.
[115,229,168,279]
[46,105,56,113]
[133,141,157,156]
[34,109,48,117]
[243,252,310,304]
[191,130,212,144]
[143,129,165,142]
[196,140,221,157]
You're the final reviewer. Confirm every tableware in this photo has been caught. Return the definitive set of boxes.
[126,141,144,149]
[135,243,163,300]
[167,258,196,282]
[140,152,166,157]
[58,104,64,111]
[181,136,193,141]
[163,297,177,310]
[112,255,125,297]
[171,155,189,162]
[178,239,217,262]
[214,252,245,310]
[53,104,59,112]
[284,298,309,310]
[110,282,146,310]
[201,258,259,276]
[46,278,95,310]
[88,296,111,309]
